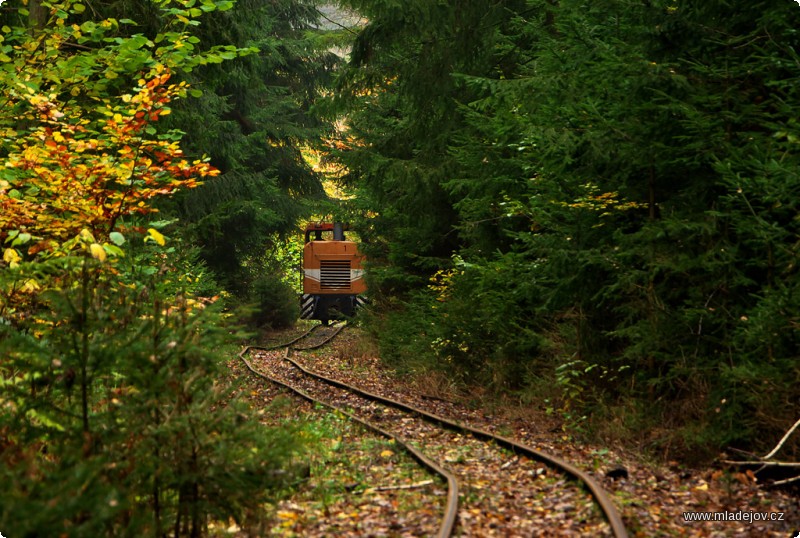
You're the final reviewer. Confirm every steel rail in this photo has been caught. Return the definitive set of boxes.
[282,351,630,538]
[247,321,345,353]
[291,322,347,351]
[253,322,327,351]
[239,345,459,538]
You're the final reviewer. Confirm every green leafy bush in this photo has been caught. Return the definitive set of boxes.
[248,273,300,329]
[0,247,300,536]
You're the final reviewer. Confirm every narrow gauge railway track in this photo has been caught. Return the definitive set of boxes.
[240,323,629,537]
[240,323,458,537]
[258,321,348,351]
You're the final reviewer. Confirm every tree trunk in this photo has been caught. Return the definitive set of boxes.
[29,0,48,29]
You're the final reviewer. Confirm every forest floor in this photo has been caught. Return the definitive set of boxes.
[228,325,800,537]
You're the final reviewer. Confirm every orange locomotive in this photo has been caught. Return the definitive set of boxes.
[300,222,367,322]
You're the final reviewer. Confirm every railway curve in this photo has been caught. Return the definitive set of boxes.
[240,323,629,537]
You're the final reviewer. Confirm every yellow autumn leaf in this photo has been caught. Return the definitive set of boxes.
[276,511,298,521]
[80,228,95,242]
[380,450,394,458]
[90,243,106,261]
[3,248,21,267]
[146,228,166,246]
[21,279,40,292]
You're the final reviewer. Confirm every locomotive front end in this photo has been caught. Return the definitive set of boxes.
[300,223,366,323]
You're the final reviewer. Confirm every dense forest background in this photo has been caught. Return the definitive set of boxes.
[1,0,799,535]
[327,0,800,459]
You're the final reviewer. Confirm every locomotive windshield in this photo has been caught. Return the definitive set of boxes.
[305,222,346,243]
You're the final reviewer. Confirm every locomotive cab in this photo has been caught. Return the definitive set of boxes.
[300,223,366,323]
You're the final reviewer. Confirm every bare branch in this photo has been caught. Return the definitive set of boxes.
[763,416,800,460]
[770,474,800,487]
[315,7,359,36]
[721,460,800,468]
[364,480,435,493]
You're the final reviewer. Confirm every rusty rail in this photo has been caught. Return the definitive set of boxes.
[241,322,629,538]
[239,343,459,538]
